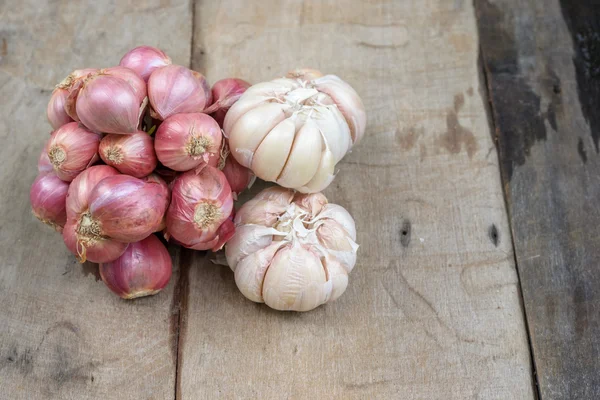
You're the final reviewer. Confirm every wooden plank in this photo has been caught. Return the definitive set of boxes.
[476,0,600,398]
[179,1,536,398]
[0,1,192,399]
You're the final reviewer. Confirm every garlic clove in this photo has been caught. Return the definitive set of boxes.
[225,224,281,271]
[229,103,288,167]
[262,243,328,312]
[313,204,357,240]
[311,105,352,163]
[223,80,297,135]
[276,119,323,189]
[234,241,287,303]
[313,75,367,145]
[295,145,336,194]
[317,219,355,252]
[322,255,349,302]
[251,117,296,182]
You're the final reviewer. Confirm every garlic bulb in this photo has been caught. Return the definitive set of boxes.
[225,187,358,312]
[223,69,366,193]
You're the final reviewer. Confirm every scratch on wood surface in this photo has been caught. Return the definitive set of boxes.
[381,261,476,348]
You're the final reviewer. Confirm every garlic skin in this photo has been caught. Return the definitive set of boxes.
[223,69,366,193]
[226,187,358,312]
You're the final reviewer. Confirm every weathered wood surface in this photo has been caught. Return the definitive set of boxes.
[0,1,191,399]
[177,1,536,398]
[476,0,600,399]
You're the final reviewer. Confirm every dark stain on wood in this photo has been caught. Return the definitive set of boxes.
[395,126,422,150]
[436,93,478,158]
[488,224,499,247]
[1,38,6,58]
[477,0,600,398]
[578,137,588,163]
[476,0,548,181]
[560,1,600,152]
[399,219,411,247]
[467,87,474,96]
[1,347,33,376]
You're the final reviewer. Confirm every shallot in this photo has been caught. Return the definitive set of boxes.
[166,165,234,251]
[63,165,126,263]
[30,173,69,232]
[44,122,101,182]
[119,46,172,82]
[148,65,211,120]
[100,234,172,299]
[154,113,222,171]
[75,69,147,134]
[85,174,169,243]
[218,141,254,199]
[99,132,157,178]
[204,78,251,127]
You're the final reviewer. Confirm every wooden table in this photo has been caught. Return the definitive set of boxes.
[0,1,597,399]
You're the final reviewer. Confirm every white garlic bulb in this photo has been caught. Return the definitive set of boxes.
[225,186,359,312]
[223,69,366,193]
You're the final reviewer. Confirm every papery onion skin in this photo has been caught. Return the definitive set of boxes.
[155,113,222,171]
[45,122,101,182]
[76,73,146,134]
[147,65,212,120]
[65,165,120,220]
[63,219,128,263]
[226,187,358,312]
[99,234,172,299]
[205,78,251,127]
[47,88,73,129]
[99,132,157,178]
[88,174,170,243]
[59,68,99,122]
[166,165,234,251]
[30,173,69,232]
[119,46,172,82]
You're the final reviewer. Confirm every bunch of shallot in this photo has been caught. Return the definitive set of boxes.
[32,46,365,311]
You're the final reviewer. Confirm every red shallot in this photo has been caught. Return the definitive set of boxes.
[65,165,119,220]
[76,70,147,134]
[147,65,211,120]
[45,122,101,182]
[99,234,172,299]
[119,46,172,82]
[86,174,169,242]
[63,165,126,263]
[166,165,234,251]
[30,173,69,232]
[204,78,251,127]
[218,141,254,199]
[154,113,222,171]
[99,132,157,178]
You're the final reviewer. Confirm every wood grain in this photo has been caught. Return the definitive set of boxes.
[476,0,600,398]
[0,1,191,398]
[178,1,536,398]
